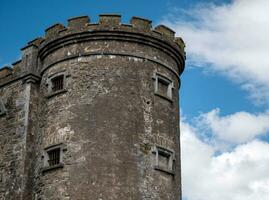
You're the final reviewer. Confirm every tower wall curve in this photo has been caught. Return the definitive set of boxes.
[0,14,185,200]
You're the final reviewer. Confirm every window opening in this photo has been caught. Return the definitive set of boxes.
[153,145,175,175]
[153,73,174,100]
[51,75,64,92]
[42,144,65,173]
[48,148,60,166]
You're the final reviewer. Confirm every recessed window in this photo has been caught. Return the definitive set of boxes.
[46,72,68,98]
[43,144,65,173]
[153,145,175,175]
[47,148,61,166]
[153,73,174,101]
[51,75,64,92]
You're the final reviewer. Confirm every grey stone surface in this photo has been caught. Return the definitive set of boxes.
[0,14,185,200]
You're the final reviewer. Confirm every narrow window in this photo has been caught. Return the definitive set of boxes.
[47,148,61,166]
[51,75,64,92]
[42,144,65,173]
[157,78,170,98]
[153,73,174,101]
[158,149,171,170]
[153,145,175,175]
[46,72,68,98]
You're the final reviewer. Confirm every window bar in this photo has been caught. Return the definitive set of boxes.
[52,76,64,92]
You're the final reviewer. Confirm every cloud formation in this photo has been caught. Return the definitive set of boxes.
[196,108,269,144]
[181,121,269,200]
[164,0,269,104]
[163,0,269,199]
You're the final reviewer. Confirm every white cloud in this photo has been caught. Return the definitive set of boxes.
[196,108,269,144]
[164,0,269,104]
[181,121,269,200]
[165,1,269,198]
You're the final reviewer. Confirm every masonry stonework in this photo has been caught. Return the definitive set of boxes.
[0,15,185,200]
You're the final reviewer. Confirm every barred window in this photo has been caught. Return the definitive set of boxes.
[46,72,68,98]
[47,148,61,166]
[51,75,64,92]
[42,144,65,173]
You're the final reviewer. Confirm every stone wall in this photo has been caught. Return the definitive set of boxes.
[0,14,185,200]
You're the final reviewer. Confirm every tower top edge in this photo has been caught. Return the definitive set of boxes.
[0,14,186,81]
[22,14,185,53]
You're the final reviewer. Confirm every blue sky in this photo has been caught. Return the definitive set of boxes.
[0,0,263,118]
[1,0,269,200]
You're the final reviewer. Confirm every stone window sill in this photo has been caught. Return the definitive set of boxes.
[154,92,173,103]
[42,163,64,173]
[154,165,175,176]
[46,89,67,99]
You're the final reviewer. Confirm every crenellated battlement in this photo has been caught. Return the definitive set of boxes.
[28,14,185,51]
[0,14,185,83]
[0,66,13,79]
[0,14,185,200]
[68,16,90,29]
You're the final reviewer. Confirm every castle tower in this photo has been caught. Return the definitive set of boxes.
[0,15,185,200]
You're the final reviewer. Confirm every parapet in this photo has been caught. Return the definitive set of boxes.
[0,66,12,79]
[155,25,175,39]
[0,14,186,82]
[39,14,185,52]
[68,16,90,30]
[45,23,66,38]
[27,38,44,47]
[130,17,152,32]
[99,14,121,26]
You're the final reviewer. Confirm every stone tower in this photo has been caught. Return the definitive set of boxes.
[0,15,185,200]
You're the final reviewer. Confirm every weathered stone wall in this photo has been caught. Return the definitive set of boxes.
[0,80,25,199]
[0,14,185,200]
[0,79,37,199]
